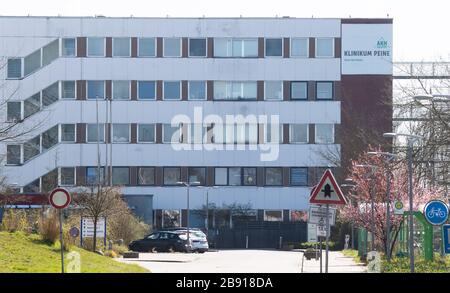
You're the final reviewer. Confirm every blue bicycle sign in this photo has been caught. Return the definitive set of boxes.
[424,200,449,225]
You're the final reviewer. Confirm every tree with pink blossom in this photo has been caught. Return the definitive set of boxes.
[339,147,444,258]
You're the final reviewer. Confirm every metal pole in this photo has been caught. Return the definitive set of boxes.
[408,139,415,273]
[325,204,330,273]
[370,176,376,252]
[187,184,190,246]
[205,188,209,237]
[386,167,392,262]
[320,238,323,273]
[95,95,101,186]
[59,210,64,274]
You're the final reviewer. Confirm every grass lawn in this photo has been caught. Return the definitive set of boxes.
[0,232,149,273]
[342,249,364,264]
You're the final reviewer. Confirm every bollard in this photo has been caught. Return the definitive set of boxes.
[246,235,249,249]
[279,236,283,249]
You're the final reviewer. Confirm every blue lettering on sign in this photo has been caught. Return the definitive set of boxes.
[443,225,450,254]
[424,200,449,225]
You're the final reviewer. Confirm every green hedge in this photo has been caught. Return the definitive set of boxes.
[285,241,338,251]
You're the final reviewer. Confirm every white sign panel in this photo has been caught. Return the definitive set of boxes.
[308,223,318,242]
[81,217,106,238]
[309,205,336,226]
[341,24,393,75]
[317,224,327,238]
[394,201,404,215]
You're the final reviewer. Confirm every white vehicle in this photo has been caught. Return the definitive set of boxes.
[176,230,209,253]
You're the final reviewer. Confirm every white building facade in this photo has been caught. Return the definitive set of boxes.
[0,16,393,231]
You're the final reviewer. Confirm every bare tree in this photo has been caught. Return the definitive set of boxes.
[73,185,124,252]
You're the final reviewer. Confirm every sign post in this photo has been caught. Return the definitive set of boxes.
[309,169,346,273]
[49,188,71,274]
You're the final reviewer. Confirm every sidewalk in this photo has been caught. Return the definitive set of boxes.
[301,251,366,273]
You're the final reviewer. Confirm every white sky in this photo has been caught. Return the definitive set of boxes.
[1,0,449,61]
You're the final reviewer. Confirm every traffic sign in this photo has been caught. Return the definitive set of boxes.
[69,227,80,238]
[307,223,317,242]
[393,200,404,215]
[49,188,71,209]
[81,217,106,238]
[424,200,449,226]
[442,225,450,254]
[317,224,326,238]
[309,169,346,205]
[309,205,336,226]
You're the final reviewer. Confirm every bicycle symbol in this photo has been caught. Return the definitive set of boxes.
[427,207,445,219]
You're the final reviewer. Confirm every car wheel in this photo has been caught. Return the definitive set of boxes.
[149,247,157,253]
[198,251,206,254]
[168,245,175,253]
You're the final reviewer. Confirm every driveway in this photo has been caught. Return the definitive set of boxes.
[117,250,366,273]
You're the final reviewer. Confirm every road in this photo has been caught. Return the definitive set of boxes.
[117,250,366,273]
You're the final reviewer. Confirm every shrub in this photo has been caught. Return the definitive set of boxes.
[107,206,150,245]
[112,244,129,255]
[38,210,59,244]
[0,209,29,233]
[105,250,118,258]
[298,241,338,251]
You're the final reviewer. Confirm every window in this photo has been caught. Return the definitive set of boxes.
[290,124,308,143]
[87,37,105,57]
[315,124,334,144]
[243,167,256,186]
[138,38,156,57]
[24,49,41,76]
[264,210,283,222]
[138,167,155,185]
[265,167,283,186]
[316,38,334,58]
[42,169,58,193]
[214,38,258,57]
[87,81,105,99]
[291,38,308,57]
[42,39,59,66]
[7,58,22,78]
[316,82,333,100]
[188,81,206,100]
[163,38,181,57]
[23,136,40,162]
[265,123,283,143]
[189,124,206,144]
[265,38,282,57]
[290,168,308,186]
[113,81,130,100]
[62,81,76,99]
[138,124,155,142]
[189,38,206,57]
[7,102,21,122]
[138,81,156,100]
[61,124,75,142]
[112,167,130,186]
[113,38,130,57]
[164,167,181,185]
[112,124,130,143]
[213,81,257,100]
[214,168,228,185]
[163,210,181,228]
[86,167,104,185]
[163,81,181,100]
[42,125,59,151]
[291,82,308,100]
[62,38,76,56]
[265,81,283,100]
[42,82,59,107]
[163,124,182,143]
[188,167,206,185]
[24,179,40,193]
[60,167,75,186]
[6,145,21,165]
[24,93,40,118]
[87,123,105,142]
[228,168,241,186]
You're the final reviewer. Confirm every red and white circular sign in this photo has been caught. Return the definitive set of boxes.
[49,188,71,209]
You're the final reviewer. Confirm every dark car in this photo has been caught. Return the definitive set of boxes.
[128,231,191,253]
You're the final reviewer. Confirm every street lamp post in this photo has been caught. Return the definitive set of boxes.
[356,164,377,252]
[383,132,422,273]
[368,151,397,262]
[178,181,200,248]
[341,183,357,249]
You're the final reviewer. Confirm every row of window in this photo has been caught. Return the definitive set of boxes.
[22,166,311,193]
[7,80,335,122]
[7,37,335,78]
[6,123,334,165]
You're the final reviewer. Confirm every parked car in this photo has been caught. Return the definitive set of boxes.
[160,228,209,253]
[128,231,192,253]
